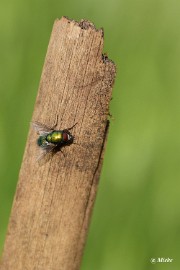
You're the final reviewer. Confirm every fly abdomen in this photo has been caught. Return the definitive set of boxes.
[37,136,47,147]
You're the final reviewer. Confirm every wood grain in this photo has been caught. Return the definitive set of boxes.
[0,17,116,270]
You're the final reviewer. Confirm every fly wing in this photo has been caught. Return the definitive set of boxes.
[31,121,53,135]
[36,144,57,166]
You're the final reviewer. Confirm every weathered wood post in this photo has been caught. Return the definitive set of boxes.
[0,17,116,270]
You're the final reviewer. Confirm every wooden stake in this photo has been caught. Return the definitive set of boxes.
[0,17,116,270]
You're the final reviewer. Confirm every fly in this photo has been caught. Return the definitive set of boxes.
[31,119,77,162]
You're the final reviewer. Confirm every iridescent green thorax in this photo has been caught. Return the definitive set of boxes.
[46,131,63,144]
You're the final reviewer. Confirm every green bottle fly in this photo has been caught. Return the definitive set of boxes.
[32,120,76,161]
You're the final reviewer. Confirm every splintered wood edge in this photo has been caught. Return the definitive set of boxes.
[60,16,115,64]
[64,16,104,33]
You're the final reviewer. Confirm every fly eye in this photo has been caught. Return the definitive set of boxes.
[62,133,68,141]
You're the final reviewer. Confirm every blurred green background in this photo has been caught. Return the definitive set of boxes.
[0,0,180,269]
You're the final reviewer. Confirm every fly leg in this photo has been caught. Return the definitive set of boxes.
[51,115,59,130]
[59,149,65,157]
[64,122,78,132]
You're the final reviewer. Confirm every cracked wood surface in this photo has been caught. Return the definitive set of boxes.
[0,17,116,270]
